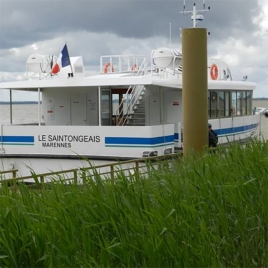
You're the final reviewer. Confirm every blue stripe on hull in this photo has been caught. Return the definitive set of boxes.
[0,122,258,148]
[216,123,259,136]
[174,123,258,143]
[0,136,34,145]
[105,135,174,147]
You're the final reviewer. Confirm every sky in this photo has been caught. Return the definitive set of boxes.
[0,0,267,101]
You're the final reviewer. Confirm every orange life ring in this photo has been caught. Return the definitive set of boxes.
[210,64,218,80]
[131,64,137,71]
[104,62,114,73]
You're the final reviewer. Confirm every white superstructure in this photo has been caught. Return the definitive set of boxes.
[0,2,261,176]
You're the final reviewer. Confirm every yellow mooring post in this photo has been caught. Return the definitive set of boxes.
[182,28,208,156]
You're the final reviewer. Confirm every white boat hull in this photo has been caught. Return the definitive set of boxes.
[0,50,262,177]
[0,114,260,176]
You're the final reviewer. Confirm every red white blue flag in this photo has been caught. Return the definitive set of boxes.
[51,44,70,74]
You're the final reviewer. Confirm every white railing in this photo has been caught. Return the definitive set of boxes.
[100,54,147,74]
[115,58,149,126]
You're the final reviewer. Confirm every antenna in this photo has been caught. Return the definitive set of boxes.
[169,23,172,46]
[181,1,210,28]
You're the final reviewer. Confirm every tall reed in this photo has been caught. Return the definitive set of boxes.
[0,140,267,267]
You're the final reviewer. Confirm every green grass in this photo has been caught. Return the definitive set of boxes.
[0,140,268,267]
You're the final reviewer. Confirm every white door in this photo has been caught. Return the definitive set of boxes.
[164,91,182,123]
[71,94,87,125]
[149,94,160,125]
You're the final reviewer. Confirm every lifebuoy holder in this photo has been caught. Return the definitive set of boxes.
[210,64,218,80]
[104,62,114,73]
[131,64,138,71]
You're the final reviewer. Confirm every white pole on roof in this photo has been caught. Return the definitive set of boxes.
[65,42,74,77]
[193,3,196,28]
[169,23,172,47]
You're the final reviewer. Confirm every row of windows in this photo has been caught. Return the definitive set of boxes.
[208,91,252,118]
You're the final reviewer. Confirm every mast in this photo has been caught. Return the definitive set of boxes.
[181,1,210,28]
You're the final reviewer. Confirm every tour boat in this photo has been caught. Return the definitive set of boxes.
[0,4,260,176]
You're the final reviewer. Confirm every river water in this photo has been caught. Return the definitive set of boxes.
[0,104,40,125]
[1,102,268,139]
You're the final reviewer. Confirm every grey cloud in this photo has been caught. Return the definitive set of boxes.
[0,0,267,98]
[0,0,262,49]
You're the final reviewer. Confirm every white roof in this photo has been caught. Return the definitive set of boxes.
[0,74,152,91]
[0,73,256,91]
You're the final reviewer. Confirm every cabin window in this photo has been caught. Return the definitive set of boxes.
[208,90,252,118]
[208,92,211,118]
[225,92,230,116]
[231,92,237,116]
[241,91,246,115]
[218,92,225,117]
[101,90,112,125]
[246,91,252,115]
[209,91,218,118]
[236,92,242,115]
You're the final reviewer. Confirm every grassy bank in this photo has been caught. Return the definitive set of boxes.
[0,140,268,267]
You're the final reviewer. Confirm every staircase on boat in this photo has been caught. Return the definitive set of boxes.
[116,85,146,126]
[114,49,183,126]
[126,86,145,126]
[115,58,148,126]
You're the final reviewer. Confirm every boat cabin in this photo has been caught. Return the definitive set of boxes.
[9,48,253,129]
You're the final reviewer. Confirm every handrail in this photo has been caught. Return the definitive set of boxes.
[0,169,18,177]
[115,58,149,126]
[0,153,182,188]
[100,54,147,74]
[0,169,18,191]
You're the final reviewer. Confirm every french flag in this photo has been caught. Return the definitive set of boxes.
[51,44,70,74]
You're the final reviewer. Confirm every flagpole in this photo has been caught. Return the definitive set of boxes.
[65,42,74,77]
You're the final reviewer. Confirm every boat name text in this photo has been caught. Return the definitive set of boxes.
[38,134,100,148]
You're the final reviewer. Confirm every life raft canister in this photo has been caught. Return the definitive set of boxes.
[210,64,218,80]
[104,62,114,73]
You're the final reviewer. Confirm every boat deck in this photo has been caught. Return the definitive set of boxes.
[260,115,268,140]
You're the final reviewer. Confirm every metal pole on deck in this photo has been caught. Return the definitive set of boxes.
[98,86,101,126]
[9,90,13,124]
[38,88,41,126]
[182,28,208,156]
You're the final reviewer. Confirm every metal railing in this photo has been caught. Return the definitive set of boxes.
[100,54,147,74]
[115,59,149,126]
[0,169,18,178]
[0,153,182,191]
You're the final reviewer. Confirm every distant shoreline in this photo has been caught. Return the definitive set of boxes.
[0,98,268,105]
[0,101,40,105]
